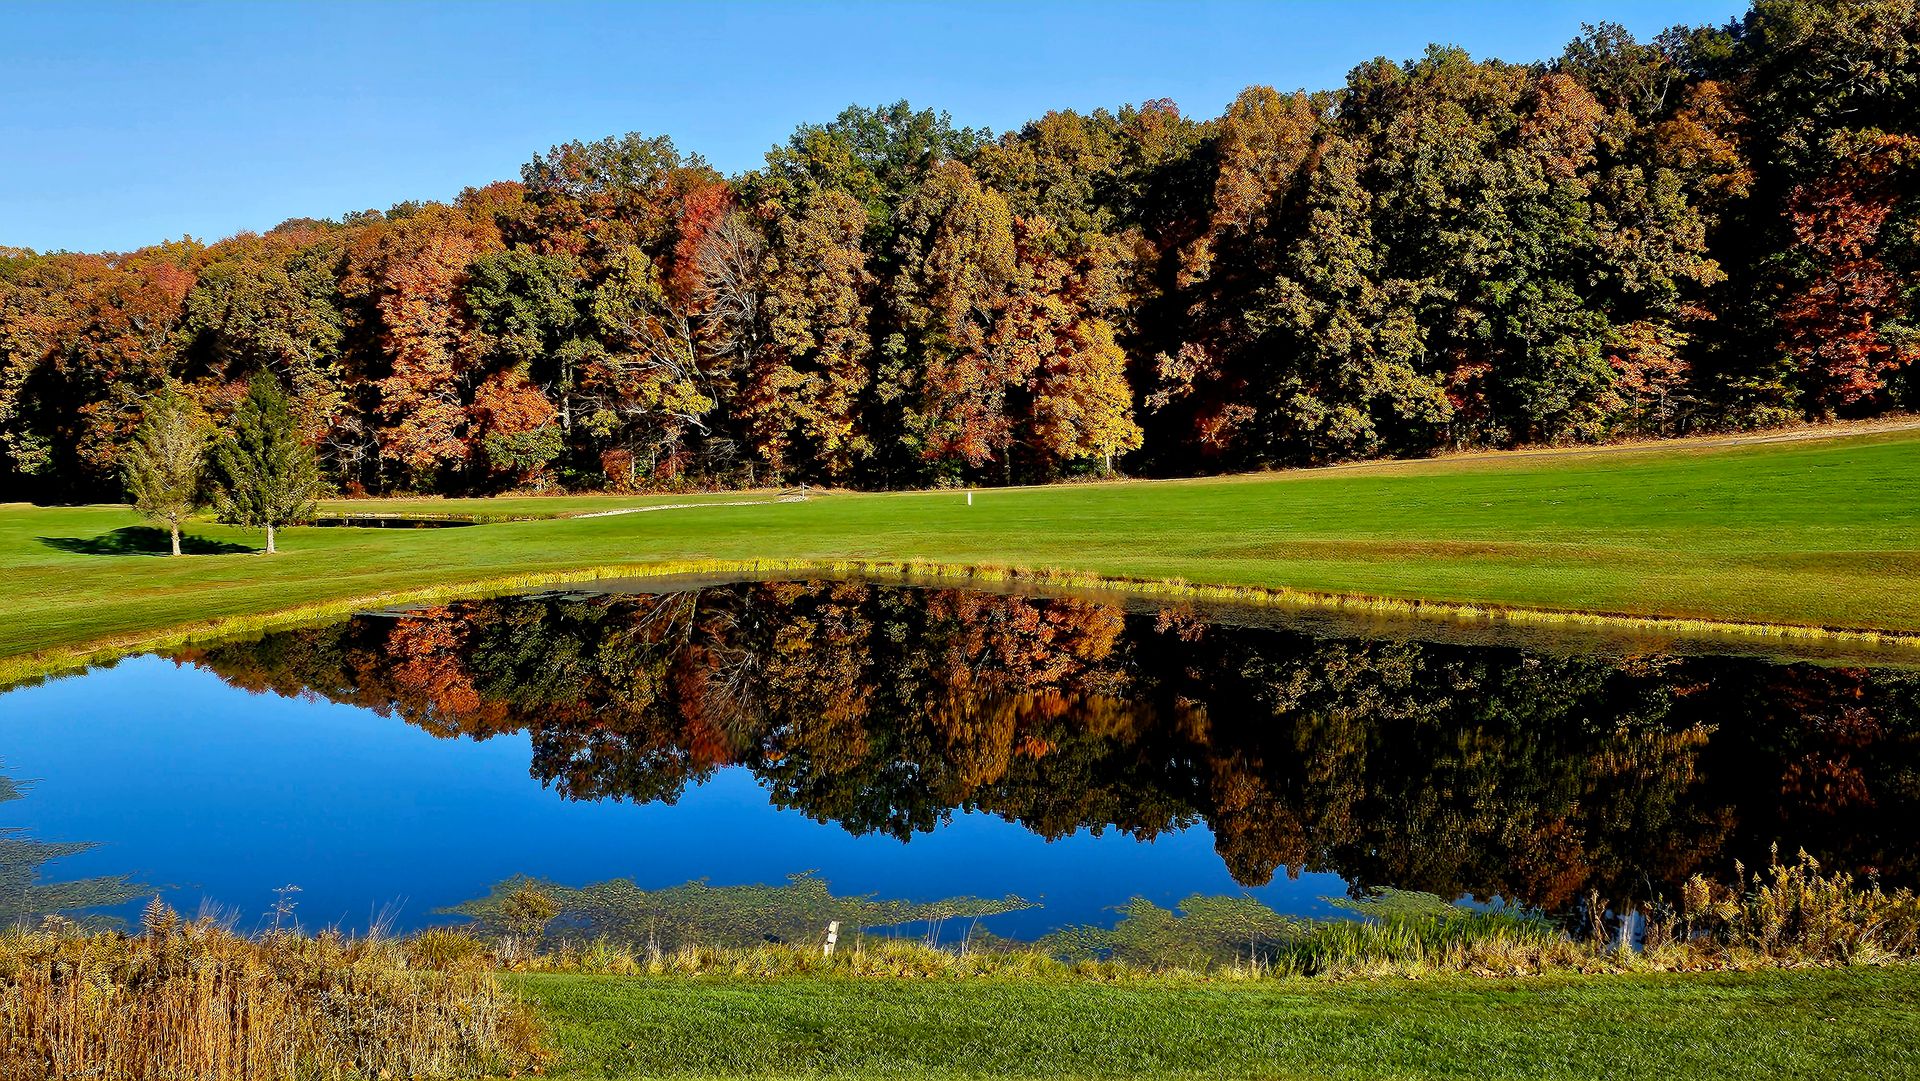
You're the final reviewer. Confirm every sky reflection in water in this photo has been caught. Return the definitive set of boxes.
[2,579,1915,939]
[2,653,1336,937]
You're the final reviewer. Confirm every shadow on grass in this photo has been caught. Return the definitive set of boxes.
[38,526,259,557]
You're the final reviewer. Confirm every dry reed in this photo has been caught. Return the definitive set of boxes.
[0,902,545,1081]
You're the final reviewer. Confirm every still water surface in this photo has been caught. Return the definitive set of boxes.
[3,579,1914,938]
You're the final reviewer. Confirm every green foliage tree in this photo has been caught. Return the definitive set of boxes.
[209,372,321,553]
[121,380,209,557]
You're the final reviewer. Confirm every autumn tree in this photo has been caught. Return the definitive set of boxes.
[1145,86,1335,463]
[340,202,504,488]
[765,102,987,246]
[1776,135,1919,410]
[0,250,81,493]
[470,366,563,486]
[999,219,1141,473]
[176,227,351,450]
[121,380,209,556]
[884,160,1018,482]
[514,133,732,485]
[1699,0,1919,420]
[0,245,197,498]
[741,190,874,484]
[209,372,321,553]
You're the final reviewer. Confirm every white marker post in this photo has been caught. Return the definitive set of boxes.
[824,920,840,957]
[966,490,973,506]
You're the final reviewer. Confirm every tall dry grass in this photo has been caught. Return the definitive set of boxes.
[0,901,545,1081]
[1,854,1913,1078]
[1641,848,1920,967]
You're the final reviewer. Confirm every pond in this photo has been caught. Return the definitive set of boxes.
[3,578,1915,942]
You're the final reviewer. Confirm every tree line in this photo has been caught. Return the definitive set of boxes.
[3,0,1916,501]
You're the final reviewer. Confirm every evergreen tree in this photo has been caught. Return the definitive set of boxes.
[210,372,320,553]
[121,380,208,557]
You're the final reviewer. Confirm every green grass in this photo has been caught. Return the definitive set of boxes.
[314,490,790,520]
[5,426,1920,675]
[509,965,1920,1080]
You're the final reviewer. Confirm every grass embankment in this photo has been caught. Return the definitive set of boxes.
[512,966,1920,1080]
[5,425,1920,680]
[10,853,1918,1080]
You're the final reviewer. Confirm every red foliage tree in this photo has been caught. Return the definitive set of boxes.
[1778,135,1919,411]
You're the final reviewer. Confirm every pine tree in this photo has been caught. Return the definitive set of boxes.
[210,372,320,554]
[121,381,208,557]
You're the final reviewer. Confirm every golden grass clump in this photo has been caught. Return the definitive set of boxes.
[1642,848,1920,967]
[0,901,546,1081]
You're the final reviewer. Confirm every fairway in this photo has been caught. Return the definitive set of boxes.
[5,425,1919,678]
[511,966,1920,1080]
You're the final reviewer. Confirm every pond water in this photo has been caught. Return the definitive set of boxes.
[3,578,1915,941]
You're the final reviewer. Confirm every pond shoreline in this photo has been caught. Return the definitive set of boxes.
[9,556,1920,688]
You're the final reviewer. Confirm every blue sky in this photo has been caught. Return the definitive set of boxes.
[2,0,1748,254]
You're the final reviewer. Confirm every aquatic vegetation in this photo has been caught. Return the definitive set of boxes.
[447,872,1035,953]
[1033,855,1920,979]
[1040,891,1570,975]
[430,853,1920,981]
[0,766,147,928]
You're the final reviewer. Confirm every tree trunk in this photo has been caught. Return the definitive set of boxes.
[169,523,181,557]
[266,522,276,554]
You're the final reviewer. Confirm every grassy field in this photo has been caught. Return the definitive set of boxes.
[4,425,1919,676]
[510,966,1920,1080]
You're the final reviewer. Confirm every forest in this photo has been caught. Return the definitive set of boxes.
[2,0,1916,500]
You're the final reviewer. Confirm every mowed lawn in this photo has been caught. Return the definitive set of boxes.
[3,426,1918,666]
[511,966,1920,1080]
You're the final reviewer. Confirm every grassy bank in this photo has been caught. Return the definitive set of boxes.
[9,851,1917,1080]
[5,425,1920,677]
[512,966,1920,1080]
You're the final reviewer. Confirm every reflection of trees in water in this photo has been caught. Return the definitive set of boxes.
[1,766,146,927]
[183,583,1920,913]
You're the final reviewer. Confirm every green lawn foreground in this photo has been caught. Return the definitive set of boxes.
[509,966,1920,1080]
[4,426,1920,672]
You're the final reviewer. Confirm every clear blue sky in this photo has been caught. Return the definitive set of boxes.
[1,0,1749,254]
